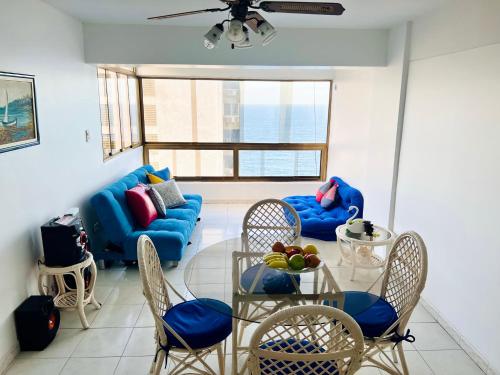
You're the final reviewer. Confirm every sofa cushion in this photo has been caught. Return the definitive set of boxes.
[147,173,165,184]
[153,167,170,181]
[320,182,339,209]
[147,218,191,242]
[125,185,158,228]
[152,179,187,208]
[147,187,167,217]
[315,180,333,202]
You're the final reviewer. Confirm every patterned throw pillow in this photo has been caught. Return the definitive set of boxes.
[315,180,333,202]
[146,186,167,217]
[320,183,339,209]
[152,179,187,208]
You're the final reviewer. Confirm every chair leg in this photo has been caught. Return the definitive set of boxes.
[154,350,166,375]
[217,343,225,375]
[397,342,409,375]
[232,316,238,375]
[391,346,399,363]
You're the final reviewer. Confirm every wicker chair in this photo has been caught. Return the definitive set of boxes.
[242,198,301,254]
[360,231,428,374]
[138,235,230,375]
[248,305,365,375]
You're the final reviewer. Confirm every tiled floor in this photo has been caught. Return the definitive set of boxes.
[6,204,485,374]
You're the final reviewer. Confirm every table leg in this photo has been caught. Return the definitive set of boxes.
[232,296,238,375]
[75,270,90,329]
[350,242,357,281]
[89,260,102,309]
[38,274,46,295]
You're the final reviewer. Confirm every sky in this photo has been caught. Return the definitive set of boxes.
[0,78,33,104]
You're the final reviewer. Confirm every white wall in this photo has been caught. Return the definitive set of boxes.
[395,1,500,373]
[0,0,142,369]
[83,24,388,67]
[328,23,409,226]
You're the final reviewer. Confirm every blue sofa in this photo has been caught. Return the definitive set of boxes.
[283,177,363,241]
[89,165,202,263]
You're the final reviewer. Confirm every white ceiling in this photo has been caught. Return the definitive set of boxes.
[43,0,452,29]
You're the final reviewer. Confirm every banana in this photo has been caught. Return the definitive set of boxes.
[267,260,288,269]
[263,253,286,262]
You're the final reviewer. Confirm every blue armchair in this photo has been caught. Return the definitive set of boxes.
[283,176,363,241]
[89,165,202,263]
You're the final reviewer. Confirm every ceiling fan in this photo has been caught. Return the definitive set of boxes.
[148,0,346,49]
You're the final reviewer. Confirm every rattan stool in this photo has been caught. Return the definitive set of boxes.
[38,252,101,329]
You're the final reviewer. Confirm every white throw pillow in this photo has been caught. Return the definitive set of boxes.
[151,179,187,208]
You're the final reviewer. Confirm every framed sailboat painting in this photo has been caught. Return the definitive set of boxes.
[0,71,39,153]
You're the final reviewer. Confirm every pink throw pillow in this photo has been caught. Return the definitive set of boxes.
[125,185,158,228]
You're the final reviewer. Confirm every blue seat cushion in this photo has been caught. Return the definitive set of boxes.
[162,298,232,349]
[259,338,337,374]
[328,291,398,338]
[241,264,300,294]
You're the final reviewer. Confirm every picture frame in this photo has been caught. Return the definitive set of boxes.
[0,71,39,154]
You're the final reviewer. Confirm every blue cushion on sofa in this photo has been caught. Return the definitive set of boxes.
[162,298,232,349]
[241,264,300,294]
[326,291,398,338]
[259,338,337,374]
[284,176,363,241]
[152,167,170,181]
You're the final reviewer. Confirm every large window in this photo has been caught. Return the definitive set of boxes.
[97,68,142,159]
[142,79,331,180]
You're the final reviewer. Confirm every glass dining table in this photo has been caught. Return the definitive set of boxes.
[183,236,385,375]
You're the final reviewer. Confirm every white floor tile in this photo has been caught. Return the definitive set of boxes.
[6,358,67,375]
[72,328,132,357]
[18,329,85,359]
[60,357,120,375]
[114,356,155,375]
[421,350,485,375]
[135,304,155,327]
[104,285,145,305]
[410,303,436,323]
[92,304,142,328]
[403,351,434,374]
[123,327,156,357]
[409,323,461,351]
[59,306,100,329]
[357,367,382,374]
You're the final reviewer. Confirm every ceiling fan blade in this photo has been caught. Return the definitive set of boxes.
[148,7,227,20]
[259,1,345,15]
[245,11,266,32]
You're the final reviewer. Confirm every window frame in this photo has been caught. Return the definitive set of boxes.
[97,67,143,161]
[140,77,333,181]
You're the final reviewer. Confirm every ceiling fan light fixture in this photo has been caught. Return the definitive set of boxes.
[203,23,224,49]
[226,19,246,43]
[235,26,253,49]
[257,20,277,46]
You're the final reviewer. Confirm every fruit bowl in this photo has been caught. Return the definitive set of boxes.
[263,243,324,274]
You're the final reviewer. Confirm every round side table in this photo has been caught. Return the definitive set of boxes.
[38,252,101,329]
[336,224,395,281]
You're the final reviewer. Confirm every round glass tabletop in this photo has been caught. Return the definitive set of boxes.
[184,237,385,324]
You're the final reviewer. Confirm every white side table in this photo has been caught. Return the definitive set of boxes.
[336,224,395,281]
[38,252,101,329]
